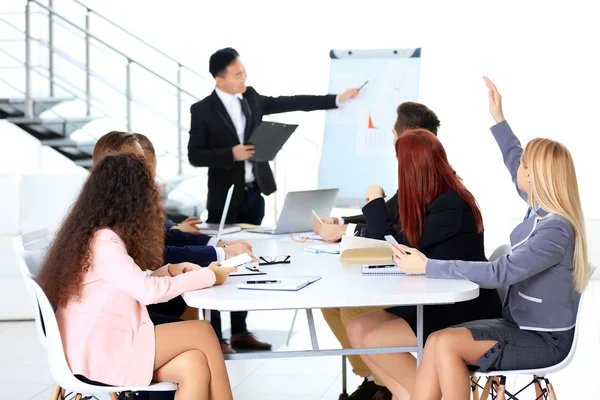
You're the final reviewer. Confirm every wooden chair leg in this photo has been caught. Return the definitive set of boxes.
[547,382,557,400]
[534,375,545,399]
[110,393,119,400]
[73,394,82,400]
[480,377,495,400]
[471,377,481,400]
[49,384,61,400]
[59,388,66,399]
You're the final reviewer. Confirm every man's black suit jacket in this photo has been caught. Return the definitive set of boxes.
[344,191,400,237]
[188,86,337,210]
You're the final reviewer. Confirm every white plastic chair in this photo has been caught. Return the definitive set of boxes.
[13,231,53,348]
[14,228,51,278]
[471,263,596,400]
[13,231,72,399]
[28,276,178,398]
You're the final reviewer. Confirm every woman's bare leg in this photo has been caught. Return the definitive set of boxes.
[153,349,210,399]
[152,320,233,400]
[347,310,413,399]
[411,333,442,400]
[429,328,496,400]
[350,315,417,400]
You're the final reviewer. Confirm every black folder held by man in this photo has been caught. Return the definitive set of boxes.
[247,121,298,162]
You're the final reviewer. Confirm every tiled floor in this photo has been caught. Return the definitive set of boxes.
[2,281,599,399]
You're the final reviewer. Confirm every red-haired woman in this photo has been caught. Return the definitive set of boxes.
[346,130,502,400]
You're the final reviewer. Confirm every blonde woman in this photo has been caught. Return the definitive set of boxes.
[390,77,589,399]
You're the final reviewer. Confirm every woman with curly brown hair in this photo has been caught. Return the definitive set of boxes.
[37,154,235,399]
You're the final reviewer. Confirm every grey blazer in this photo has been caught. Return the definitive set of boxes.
[426,120,579,332]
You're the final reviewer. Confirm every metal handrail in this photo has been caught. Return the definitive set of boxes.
[1,41,187,166]
[29,1,201,101]
[0,74,101,144]
[1,10,208,205]
[2,14,195,158]
[0,68,205,201]
[72,0,212,85]
[0,13,31,37]
[25,0,212,175]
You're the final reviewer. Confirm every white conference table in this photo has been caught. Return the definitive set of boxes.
[183,235,479,366]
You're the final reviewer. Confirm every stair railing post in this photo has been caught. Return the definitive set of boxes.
[176,64,183,176]
[126,59,132,132]
[85,8,91,116]
[25,0,33,118]
[48,0,54,96]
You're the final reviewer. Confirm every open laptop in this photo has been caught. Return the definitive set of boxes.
[196,185,242,237]
[247,188,339,235]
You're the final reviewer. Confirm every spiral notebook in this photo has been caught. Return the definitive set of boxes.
[361,264,425,276]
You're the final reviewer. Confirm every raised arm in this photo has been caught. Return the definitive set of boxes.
[362,197,398,240]
[490,121,527,201]
[484,76,528,202]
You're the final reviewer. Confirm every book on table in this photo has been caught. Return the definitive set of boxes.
[339,235,393,261]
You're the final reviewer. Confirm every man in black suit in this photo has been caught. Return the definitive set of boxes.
[188,47,358,354]
[189,47,358,226]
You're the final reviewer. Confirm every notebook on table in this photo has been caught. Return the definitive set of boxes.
[237,276,322,291]
[361,264,425,276]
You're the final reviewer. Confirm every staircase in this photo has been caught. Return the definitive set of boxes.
[0,97,96,167]
[0,0,215,212]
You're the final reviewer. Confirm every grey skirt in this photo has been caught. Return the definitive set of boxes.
[454,318,574,372]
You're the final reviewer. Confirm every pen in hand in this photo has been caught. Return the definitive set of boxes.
[358,80,369,91]
[312,209,324,225]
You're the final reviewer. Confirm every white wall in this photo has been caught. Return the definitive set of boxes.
[2,0,599,253]
[0,121,88,176]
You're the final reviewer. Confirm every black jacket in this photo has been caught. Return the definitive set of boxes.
[344,191,400,237]
[188,86,337,210]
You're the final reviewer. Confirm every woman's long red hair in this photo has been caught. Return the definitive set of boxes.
[396,129,483,247]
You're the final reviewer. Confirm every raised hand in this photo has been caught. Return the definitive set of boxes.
[483,76,505,124]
